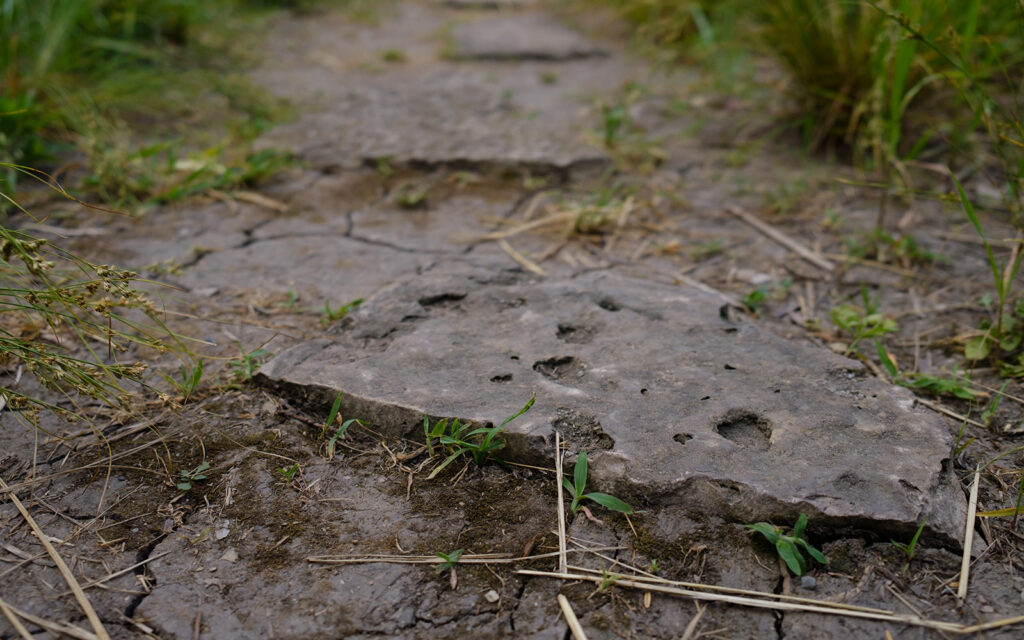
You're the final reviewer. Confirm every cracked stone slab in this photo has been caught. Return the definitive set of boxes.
[443,0,533,8]
[170,235,442,305]
[257,266,967,543]
[257,68,610,171]
[450,14,609,60]
[254,4,631,171]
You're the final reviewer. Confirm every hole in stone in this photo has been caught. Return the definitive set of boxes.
[722,327,738,334]
[400,315,422,323]
[490,374,513,383]
[597,298,621,312]
[714,409,771,451]
[773,389,781,394]
[556,323,596,344]
[533,356,583,381]
[673,434,692,445]
[510,355,520,361]
[640,388,648,396]
[552,408,613,451]
[724,364,737,370]
[418,292,467,307]
[700,395,710,401]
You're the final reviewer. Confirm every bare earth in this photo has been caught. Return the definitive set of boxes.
[3,1,1024,638]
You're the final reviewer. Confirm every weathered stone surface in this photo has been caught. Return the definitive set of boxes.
[444,0,532,8]
[451,14,608,60]
[170,235,439,305]
[254,5,629,171]
[258,266,966,542]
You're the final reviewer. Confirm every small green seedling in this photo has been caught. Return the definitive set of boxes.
[830,286,898,354]
[648,559,659,573]
[745,513,827,576]
[278,463,299,481]
[162,358,203,402]
[177,461,211,491]
[393,183,428,209]
[321,297,363,327]
[434,549,463,573]
[227,346,271,383]
[562,449,634,515]
[597,568,618,592]
[376,156,395,182]
[281,287,301,310]
[876,341,981,401]
[322,393,363,460]
[380,48,406,63]
[891,519,926,571]
[424,396,535,479]
[601,103,628,147]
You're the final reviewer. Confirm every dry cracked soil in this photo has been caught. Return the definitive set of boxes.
[3,1,1024,639]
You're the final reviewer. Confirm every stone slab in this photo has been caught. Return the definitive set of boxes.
[256,68,610,171]
[443,0,532,8]
[451,14,609,60]
[257,266,966,543]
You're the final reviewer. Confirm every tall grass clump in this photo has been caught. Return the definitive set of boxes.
[1,169,190,426]
[0,0,334,200]
[755,0,1023,168]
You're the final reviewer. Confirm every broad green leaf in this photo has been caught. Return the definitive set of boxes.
[584,492,634,514]
[561,476,577,498]
[1000,332,1021,353]
[876,340,899,378]
[575,450,588,496]
[775,539,805,575]
[796,538,828,564]
[745,523,780,545]
[325,393,344,430]
[792,513,807,539]
[965,335,992,361]
[176,481,191,491]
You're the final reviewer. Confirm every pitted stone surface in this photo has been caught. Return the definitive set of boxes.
[257,267,966,542]
[451,14,609,60]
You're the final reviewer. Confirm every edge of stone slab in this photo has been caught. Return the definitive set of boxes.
[256,358,968,549]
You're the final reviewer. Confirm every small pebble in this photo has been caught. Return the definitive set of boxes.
[215,528,230,540]
[220,548,239,563]
[800,576,817,590]
[484,590,500,603]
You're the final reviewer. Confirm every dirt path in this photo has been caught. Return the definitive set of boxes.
[3,1,1024,638]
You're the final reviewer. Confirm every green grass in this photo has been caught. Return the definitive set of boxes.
[746,513,827,576]
[0,0,356,204]
[561,449,634,515]
[423,396,535,479]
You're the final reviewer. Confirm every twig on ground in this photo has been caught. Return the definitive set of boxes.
[498,239,547,276]
[958,467,981,603]
[0,476,111,640]
[517,568,1024,634]
[727,206,834,271]
[558,594,589,640]
[556,432,568,575]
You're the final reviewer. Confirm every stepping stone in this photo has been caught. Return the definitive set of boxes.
[256,69,611,171]
[443,0,532,7]
[257,266,967,543]
[450,14,608,60]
